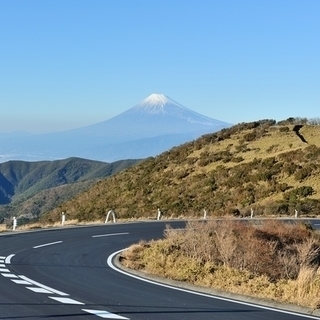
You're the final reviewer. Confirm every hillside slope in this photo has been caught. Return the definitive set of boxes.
[43,119,320,222]
[0,157,141,221]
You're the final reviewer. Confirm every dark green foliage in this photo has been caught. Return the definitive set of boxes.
[284,186,314,200]
[34,120,320,223]
[294,166,313,181]
[0,157,141,219]
[244,131,257,142]
[305,145,320,160]
[279,126,290,132]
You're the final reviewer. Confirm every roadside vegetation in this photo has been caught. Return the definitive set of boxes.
[42,117,320,224]
[120,219,320,309]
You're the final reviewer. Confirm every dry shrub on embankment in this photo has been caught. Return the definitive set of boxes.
[120,220,320,308]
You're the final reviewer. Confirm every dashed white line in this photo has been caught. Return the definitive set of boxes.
[49,297,85,305]
[92,232,129,238]
[27,287,54,294]
[33,241,63,249]
[1,273,18,278]
[82,309,129,319]
[11,279,31,285]
[19,275,69,296]
[0,253,131,319]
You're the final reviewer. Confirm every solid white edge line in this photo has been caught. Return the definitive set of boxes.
[5,254,15,264]
[107,249,320,320]
[33,241,63,249]
[92,232,129,238]
[19,275,69,296]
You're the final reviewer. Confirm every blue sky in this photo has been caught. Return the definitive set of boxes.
[1,0,319,133]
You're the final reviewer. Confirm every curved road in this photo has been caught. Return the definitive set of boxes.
[0,220,319,320]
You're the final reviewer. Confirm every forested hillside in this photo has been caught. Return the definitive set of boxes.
[0,157,141,221]
[42,118,320,223]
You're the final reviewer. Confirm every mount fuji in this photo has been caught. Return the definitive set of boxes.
[0,94,232,162]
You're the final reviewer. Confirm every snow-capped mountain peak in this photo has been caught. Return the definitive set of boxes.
[131,93,188,115]
[0,93,232,162]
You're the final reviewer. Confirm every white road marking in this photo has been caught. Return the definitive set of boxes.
[27,287,53,294]
[0,256,5,260]
[5,254,15,264]
[49,297,84,305]
[0,268,10,272]
[11,279,32,285]
[33,241,63,249]
[19,275,69,296]
[1,273,18,278]
[83,309,129,319]
[0,264,6,267]
[108,249,320,320]
[92,232,129,238]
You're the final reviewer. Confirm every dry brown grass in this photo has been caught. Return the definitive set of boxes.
[121,219,320,309]
[0,224,7,233]
[11,219,86,231]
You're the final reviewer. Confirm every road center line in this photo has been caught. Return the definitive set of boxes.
[92,232,129,238]
[33,241,63,248]
[83,309,129,319]
[49,296,84,305]
[19,275,69,296]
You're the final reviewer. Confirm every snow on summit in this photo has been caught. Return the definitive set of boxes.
[0,93,232,162]
[132,93,189,115]
[109,93,232,130]
[129,93,223,126]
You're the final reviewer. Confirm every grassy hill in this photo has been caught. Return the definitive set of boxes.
[0,157,141,222]
[41,118,320,223]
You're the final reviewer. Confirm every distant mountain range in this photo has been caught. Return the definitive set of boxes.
[0,94,232,162]
[0,157,141,221]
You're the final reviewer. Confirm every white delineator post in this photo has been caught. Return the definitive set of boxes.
[157,208,162,220]
[294,209,298,218]
[203,209,207,220]
[250,208,254,219]
[13,217,17,231]
[61,212,65,225]
[105,210,116,223]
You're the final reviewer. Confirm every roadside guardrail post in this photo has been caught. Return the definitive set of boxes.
[13,217,17,231]
[105,210,116,223]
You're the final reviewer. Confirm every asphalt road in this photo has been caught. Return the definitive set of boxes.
[1,220,320,320]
